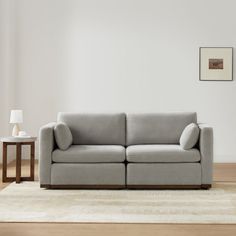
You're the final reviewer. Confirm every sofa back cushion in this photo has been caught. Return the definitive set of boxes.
[57,113,126,145]
[126,112,197,145]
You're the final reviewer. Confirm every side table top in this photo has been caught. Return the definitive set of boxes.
[0,136,37,143]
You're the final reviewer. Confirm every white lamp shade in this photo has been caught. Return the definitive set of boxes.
[10,110,23,124]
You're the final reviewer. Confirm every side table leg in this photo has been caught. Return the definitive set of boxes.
[2,143,7,182]
[16,143,22,183]
[30,142,35,181]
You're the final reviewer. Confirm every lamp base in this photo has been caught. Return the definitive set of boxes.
[12,124,20,136]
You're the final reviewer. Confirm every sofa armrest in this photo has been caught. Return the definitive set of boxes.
[39,122,56,185]
[198,123,213,185]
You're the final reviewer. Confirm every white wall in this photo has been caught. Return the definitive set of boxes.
[1,0,236,162]
[0,0,16,162]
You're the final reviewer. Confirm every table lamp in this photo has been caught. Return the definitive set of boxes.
[10,110,23,136]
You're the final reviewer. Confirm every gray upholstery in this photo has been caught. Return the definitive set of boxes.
[127,112,197,145]
[58,113,126,145]
[127,163,201,185]
[39,122,56,185]
[180,123,199,150]
[52,145,125,163]
[51,163,125,186]
[39,112,213,189]
[126,145,200,163]
[199,124,213,185]
[54,122,73,150]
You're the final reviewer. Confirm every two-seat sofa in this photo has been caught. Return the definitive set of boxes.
[39,112,213,189]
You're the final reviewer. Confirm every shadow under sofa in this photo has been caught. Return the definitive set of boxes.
[39,112,213,189]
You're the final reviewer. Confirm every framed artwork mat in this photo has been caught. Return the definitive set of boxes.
[199,47,233,81]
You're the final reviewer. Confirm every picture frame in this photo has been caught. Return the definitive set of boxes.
[199,47,233,81]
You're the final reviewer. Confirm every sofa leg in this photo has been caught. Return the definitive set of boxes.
[40,184,51,189]
[201,184,212,189]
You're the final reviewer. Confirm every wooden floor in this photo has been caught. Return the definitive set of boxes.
[0,160,236,236]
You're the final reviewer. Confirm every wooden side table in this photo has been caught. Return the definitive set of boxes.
[0,137,37,183]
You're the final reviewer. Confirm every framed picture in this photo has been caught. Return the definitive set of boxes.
[199,47,233,81]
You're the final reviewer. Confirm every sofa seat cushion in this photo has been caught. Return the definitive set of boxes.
[52,145,125,163]
[126,145,200,163]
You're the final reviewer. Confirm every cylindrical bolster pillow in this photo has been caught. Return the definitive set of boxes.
[54,122,73,150]
[180,123,199,150]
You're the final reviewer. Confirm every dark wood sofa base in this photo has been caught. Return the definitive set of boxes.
[127,184,212,190]
[201,184,212,190]
[40,184,212,190]
[40,184,125,189]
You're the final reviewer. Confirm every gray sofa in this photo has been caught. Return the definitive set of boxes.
[39,112,213,189]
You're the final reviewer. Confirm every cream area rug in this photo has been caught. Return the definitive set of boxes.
[0,182,236,223]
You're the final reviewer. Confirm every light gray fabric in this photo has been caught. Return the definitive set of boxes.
[52,145,125,163]
[39,114,213,188]
[180,123,200,150]
[126,145,200,163]
[54,122,73,150]
[127,163,201,185]
[127,112,197,145]
[58,113,126,146]
[39,122,56,185]
[51,163,126,185]
[199,124,213,185]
